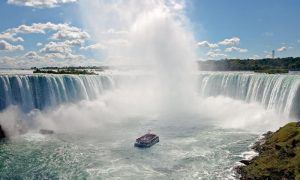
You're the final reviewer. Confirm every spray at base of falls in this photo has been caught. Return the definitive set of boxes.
[79,0,198,115]
[198,72,300,118]
[0,72,298,136]
[0,74,114,112]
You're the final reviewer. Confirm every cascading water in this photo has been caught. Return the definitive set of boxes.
[0,1,298,179]
[1,72,300,119]
[0,74,114,112]
[198,72,300,118]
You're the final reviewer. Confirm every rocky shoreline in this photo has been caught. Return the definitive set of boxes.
[236,122,300,179]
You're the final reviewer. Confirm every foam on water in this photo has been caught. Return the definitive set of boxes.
[198,71,300,117]
[0,72,297,179]
[26,122,251,179]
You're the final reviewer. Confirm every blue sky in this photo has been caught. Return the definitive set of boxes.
[187,0,300,59]
[0,0,299,68]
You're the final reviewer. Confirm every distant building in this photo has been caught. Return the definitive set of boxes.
[272,50,275,59]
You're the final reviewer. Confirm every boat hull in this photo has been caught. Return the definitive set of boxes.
[134,136,159,148]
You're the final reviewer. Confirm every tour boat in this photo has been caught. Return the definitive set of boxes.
[134,133,159,148]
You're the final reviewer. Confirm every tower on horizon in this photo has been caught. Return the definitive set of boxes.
[272,50,275,59]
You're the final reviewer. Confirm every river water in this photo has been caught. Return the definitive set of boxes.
[0,70,298,179]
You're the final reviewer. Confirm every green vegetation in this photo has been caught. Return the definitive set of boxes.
[254,69,289,74]
[31,66,109,75]
[32,66,109,71]
[33,68,96,75]
[237,122,300,179]
[198,57,300,73]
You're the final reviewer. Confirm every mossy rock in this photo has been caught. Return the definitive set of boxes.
[238,122,300,179]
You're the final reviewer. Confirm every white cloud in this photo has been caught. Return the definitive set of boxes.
[225,47,248,53]
[265,54,273,58]
[81,43,106,51]
[218,37,240,46]
[101,29,128,35]
[39,39,86,60]
[107,39,129,47]
[0,22,90,43]
[197,41,219,48]
[80,38,128,52]
[7,0,77,8]
[51,28,90,40]
[1,0,189,68]
[0,56,18,68]
[0,22,91,63]
[11,24,47,34]
[0,52,95,68]
[277,46,287,52]
[263,50,273,58]
[64,39,85,46]
[251,55,260,59]
[23,51,41,59]
[40,41,72,54]
[0,32,24,42]
[206,51,227,58]
[0,40,24,51]
[169,0,185,11]
[44,52,84,60]
[0,43,98,67]
[0,22,96,68]
[212,48,222,52]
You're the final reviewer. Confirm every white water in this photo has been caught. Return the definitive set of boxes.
[0,0,298,178]
[198,72,300,118]
[79,0,198,115]
[1,71,299,119]
[0,74,114,112]
[0,71,296,135]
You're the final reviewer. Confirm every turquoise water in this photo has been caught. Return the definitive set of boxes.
[0,117,257,179]
[1,71,295,179]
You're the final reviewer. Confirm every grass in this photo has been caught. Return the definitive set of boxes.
[239,122,300,179]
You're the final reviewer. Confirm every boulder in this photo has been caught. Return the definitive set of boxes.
[0,125,6,139]
[239,160,251,165]
[262,131,273,138]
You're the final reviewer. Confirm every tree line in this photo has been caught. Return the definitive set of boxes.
[198,57,300,71]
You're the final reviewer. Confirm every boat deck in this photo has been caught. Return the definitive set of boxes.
[135,133,159,148]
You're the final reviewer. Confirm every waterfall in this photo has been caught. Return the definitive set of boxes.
[1,72,300,119]
[0,74,115,112]
[198,72,300,118]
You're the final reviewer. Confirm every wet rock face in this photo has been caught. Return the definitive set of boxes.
[0,125,6,139]
[239,160,251,165]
